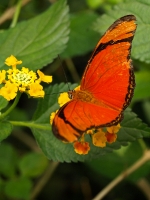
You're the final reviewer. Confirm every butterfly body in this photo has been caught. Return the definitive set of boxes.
[52,15,137,143]
[69,90,95,103]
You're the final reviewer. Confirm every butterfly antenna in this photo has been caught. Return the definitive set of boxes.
[45,56,70,96]
[58,55,70,91]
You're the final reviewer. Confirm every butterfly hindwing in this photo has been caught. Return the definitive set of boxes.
[52,99,123,142]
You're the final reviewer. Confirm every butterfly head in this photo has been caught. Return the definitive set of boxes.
[68,90,74,99]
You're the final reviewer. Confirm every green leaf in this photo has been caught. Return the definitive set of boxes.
[61,11,99,58]
[0,143,18,178]
[132,71,150,102]
[19,152,48,177]
[0,96,8,110]
[4,177,32,200]
[115,108,150,145]
[31,84,150,162]
[0,121,12,142]
[92,0,150,63]
[0,0,69,71]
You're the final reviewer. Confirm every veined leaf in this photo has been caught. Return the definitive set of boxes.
[0,0,69,71]
[31,84,150,162]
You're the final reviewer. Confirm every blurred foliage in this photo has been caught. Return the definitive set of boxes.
[0,0,150,199]
[0,143,48,199]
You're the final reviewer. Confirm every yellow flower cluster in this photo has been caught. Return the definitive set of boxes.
[73,124,120,155]
[0,55,52,101]
[50,87,121,155]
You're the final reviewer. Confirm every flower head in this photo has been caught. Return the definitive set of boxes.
[58,92,70,107]
[106,124,121,134]
[50,110,58,125]
[92,129,107,147]
[28,83,44,98]
[74,141,90,155]
[0,81,18,101]
[0,55,52,101]
[105,132,117,143]
[5,55,22,69]
[0,70,6,84]
[105,124,121,143]
[37,70,52,83]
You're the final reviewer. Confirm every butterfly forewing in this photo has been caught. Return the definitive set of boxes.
[81,15,136,110]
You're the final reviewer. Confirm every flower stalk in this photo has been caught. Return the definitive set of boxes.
[0,92,21,120]
[10,0,23,28]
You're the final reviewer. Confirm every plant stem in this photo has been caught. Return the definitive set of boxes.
[30,161,59,199]
[0,0,32,25]
[93,150,150,200]
[0,92,21,120]
[10,120,51,130]
[65,58,80,83]
[136,178,150,199]
[10,0,23,28]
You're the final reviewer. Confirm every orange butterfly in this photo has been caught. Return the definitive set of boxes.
[52,15,137,143]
